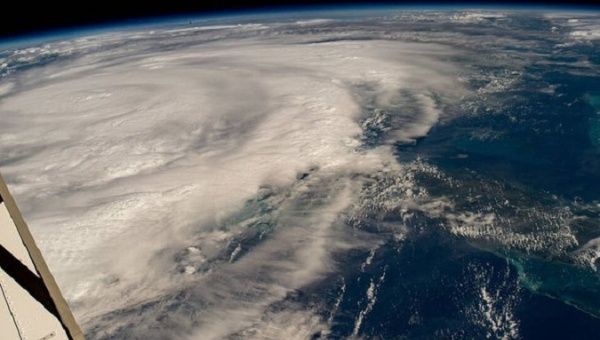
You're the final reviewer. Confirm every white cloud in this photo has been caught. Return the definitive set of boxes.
[0,24,465,338]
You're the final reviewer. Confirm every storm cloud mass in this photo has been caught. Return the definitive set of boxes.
[1,10,600,339]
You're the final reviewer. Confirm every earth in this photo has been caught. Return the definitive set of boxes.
[1,8,600,339]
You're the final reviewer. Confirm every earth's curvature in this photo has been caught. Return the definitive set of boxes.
[1,8,600,339]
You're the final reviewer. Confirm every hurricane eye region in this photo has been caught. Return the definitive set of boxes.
[1,9,600,340]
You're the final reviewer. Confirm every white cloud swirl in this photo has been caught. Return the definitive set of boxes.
[0,21,464,338]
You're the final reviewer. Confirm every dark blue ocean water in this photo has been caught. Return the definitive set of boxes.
[316,15,600,337]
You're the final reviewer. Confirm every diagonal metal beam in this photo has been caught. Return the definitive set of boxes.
[0,243,61,318]
[0,172,84,340]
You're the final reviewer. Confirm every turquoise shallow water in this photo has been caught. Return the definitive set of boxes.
[587,94,600,147]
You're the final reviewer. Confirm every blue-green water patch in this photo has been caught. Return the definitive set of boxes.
[508,251,600,318]
[585,93,600,148]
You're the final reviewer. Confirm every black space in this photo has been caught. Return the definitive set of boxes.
[0,0,599,40]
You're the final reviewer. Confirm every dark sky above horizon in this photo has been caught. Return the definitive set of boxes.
[0,0,599,39]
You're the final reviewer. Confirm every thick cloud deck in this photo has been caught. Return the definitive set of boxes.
[0,21,463,338]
